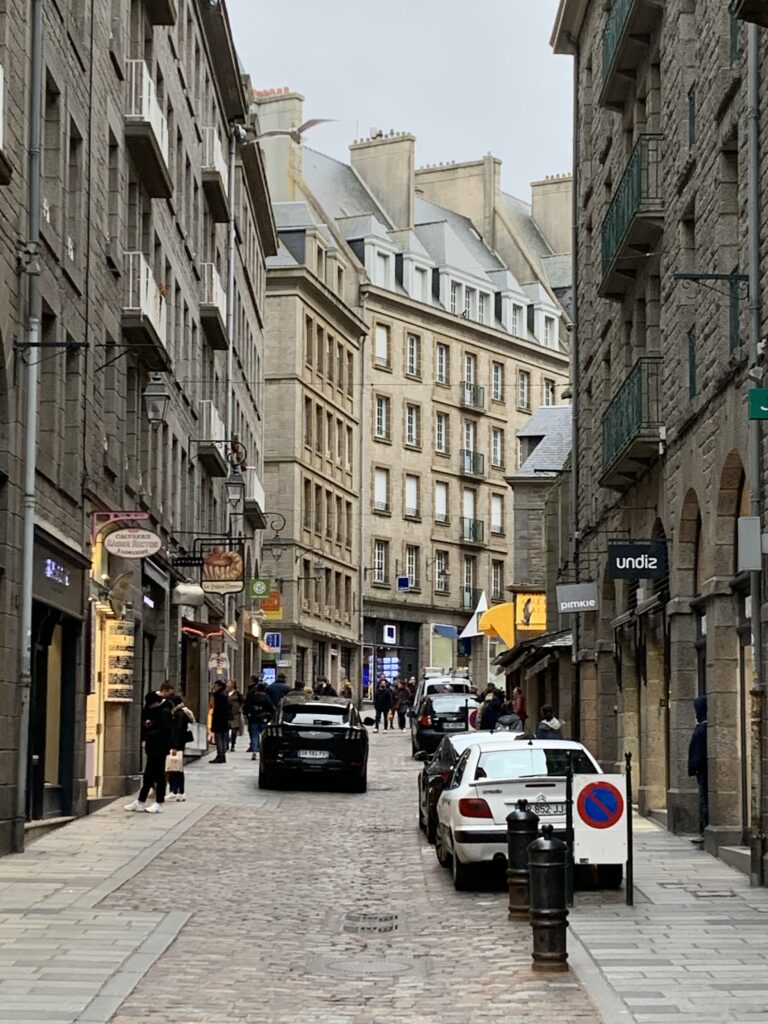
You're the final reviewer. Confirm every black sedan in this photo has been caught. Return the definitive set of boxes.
[410,694,480,755]
[259,695,368,791]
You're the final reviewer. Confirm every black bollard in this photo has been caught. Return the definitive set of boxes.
[506,799,539,920]
[528,823,569,973]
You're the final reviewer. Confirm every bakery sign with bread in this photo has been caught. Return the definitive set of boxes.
[198,540,245,595]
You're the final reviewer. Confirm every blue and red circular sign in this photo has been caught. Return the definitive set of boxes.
[577,781,624,829]
[468,707,479,730]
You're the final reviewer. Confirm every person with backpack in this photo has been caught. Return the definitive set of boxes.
[243,680,274,761]
[167,695,195,801]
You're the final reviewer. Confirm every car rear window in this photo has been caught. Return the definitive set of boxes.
[430,696,480,712]
[282,703,349,725]
[475,747,598,780]
[425,681,472,695]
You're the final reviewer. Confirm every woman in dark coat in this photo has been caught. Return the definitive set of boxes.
[373,681,393,733]
[210,680,230,763]
[168,695,194,800]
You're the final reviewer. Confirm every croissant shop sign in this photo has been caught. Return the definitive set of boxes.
[197,539,245,595]
[104,529,162,559]
[607,542,667,580]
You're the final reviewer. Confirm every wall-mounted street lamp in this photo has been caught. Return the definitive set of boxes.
[142,374,171,427]
[225,468,245,509]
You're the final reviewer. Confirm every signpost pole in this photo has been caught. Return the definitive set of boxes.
[565,753,574,907]
[625,751,634,907]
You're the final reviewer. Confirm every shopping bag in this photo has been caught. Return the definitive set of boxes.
[165,751,183,773]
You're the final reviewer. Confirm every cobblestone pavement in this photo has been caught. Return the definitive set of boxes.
[2,729,767,1023]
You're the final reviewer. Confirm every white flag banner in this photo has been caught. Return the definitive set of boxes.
[459,591,488,640]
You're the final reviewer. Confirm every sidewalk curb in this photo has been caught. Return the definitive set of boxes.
[567,922,635,1024]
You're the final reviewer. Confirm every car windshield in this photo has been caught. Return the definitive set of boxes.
[282,703,349,726]
[475,747,598,780]
[430,696,480,712]
[426,682,472,694]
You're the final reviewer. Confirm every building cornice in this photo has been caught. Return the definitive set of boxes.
[550,0,589,53]
[241,145,279,258]
[267,267,369,339]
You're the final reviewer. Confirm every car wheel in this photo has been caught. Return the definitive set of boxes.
[452,843,474,891]
[426,806,438,845]
[597,864,623,889]
[350,773,367,793]
[258,767,278,789]
[435,825,452,868]
[417,783,426,832]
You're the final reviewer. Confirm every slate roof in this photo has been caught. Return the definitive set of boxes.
[516,406,572,477]
[302,147,391,225]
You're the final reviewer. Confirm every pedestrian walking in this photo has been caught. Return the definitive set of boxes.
[511,686,527,725]
[226,679,245,752]
[243,680,274,760]
[393,681,411,730]
[209,680,230,763]
[373,680,393,732]
[688,695,708,843]
[478,688,504,731]
[167,695,195,800]
[125,683,175,813]
[315,677,337,697]
[269,672,291,708]
[340,679,353,700]
[535,704,564,740]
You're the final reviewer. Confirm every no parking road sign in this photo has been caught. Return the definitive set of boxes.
[573,774,627,865]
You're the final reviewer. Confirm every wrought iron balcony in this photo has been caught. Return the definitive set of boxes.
[124,60,172,199]
[460,449,485,477]
[460,517,485,545]
[600,134,664,300]
[601,0,665,110]
[202,128,229,222]
[200,263,229,351]
[730,0,768,28]
[461,381,485,410]
[460,586,483,611]
[600,356,662,490]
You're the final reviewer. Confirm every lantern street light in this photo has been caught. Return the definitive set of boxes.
[142,374,171,427]
[225,467,245,509]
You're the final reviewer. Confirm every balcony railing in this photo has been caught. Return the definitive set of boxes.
[124,60,171,198]
[601,134,663,297]
[601,356,662,488]
[461,381,485,409]
[202,127,229,222]
[123,251,167,348]
[200,263,228,351]
[244,467,267,529]
[460,449,485,476]
[600,0,664,110]
[460,586,483,611]
[197,400,228,477]
[460,517,485,544]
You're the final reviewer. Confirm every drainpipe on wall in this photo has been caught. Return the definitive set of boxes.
[357,330,366,706]
[746,22,764,888]
[225,128,238,680]
[14,0,45,853]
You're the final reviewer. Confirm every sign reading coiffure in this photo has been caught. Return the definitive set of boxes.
[607,542,667,580]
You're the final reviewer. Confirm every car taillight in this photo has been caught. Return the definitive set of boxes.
[459,798,493,819]
[419,714,432,727]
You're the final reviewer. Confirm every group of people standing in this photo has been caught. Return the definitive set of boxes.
[125,683,195,814]
[373,676,416,732]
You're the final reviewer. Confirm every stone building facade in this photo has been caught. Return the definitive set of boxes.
[0,0,275,854]
[553,0,768,868]
[253,90,571,691]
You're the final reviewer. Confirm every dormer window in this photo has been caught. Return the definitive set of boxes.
[511,304,522,336]
[464,287,475,319]
[450,281,461,314]
[376,251,390,288]
[414,266,428,302]
[478,293,489,324]
[543,316,556,348]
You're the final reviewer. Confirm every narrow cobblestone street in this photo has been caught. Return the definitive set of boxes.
[4,730,768,1023]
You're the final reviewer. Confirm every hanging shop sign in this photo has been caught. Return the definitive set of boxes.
[247,577,272,600]
[260,589,283,621]
[607,542,667,580]
[104,528,162,559]
[748,388,768,420]
[556,582,599,615]
[198,539,245,595]
[104,619,135,702]
[515,592,547,635]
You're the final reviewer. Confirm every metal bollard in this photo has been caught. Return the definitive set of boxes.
[506,799,539,920]
[528,823,569,972]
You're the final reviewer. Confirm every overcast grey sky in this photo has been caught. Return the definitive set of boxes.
[227,0,572,202]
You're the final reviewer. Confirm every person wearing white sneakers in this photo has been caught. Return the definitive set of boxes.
[125,683,174,813]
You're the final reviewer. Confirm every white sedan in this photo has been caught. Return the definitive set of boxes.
[435,737,607,890]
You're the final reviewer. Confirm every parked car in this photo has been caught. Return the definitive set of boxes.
[417,731,524,843]
[411,673,475,710]
[410,694,481,756]
[434,738,622,891]
[258,694,368,792]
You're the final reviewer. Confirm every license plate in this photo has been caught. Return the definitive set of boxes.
[299,749,329,759]
[533,802,566,816]
[443,723,464,730]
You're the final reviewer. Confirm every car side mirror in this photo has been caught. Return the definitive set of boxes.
[414,750,430,762]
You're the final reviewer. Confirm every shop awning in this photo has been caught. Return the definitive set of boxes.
[433,624,459,639]
[181,618,225,640]
[494,629,573,675]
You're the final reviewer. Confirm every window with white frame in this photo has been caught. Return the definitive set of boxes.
[374,467,390,512]
[436,342,449,384]
[405,474,420,518]
[376,251,390,287]
[326,413,334,458]
[435,411,449,454]
[491,427,504,468]
[373,539,389,584]
[492,559,504,600]
[464,287,475,319]
[406,334,421,377]
[450,281,461,314]
[406,544,420,588]
[414,266,428,302]
[375,395,391,439]
[544,378,556,406]
[435,549,449,591]
[374,324,390,367]
[518,369,531,410]
[463,555,476,591]
[517,437,525,469]
[511,303,522,336]
[478,293,489,324]
[543,316,556,348]
[405,403,421,447]
[491,493,504,534]
[464,353,476,384]
[492,362,504,401]
[434,480,449,523]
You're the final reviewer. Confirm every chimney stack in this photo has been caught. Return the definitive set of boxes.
[350,130,416,231]
[251,88,304,202]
